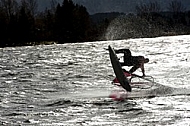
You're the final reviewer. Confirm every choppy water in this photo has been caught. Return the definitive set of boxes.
[0,35,190,125]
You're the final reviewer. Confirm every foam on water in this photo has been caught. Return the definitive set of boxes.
[0,35,190,125]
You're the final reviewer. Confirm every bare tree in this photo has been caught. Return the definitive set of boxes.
[136,1,161,15]
[167,0,186,13]
[20,0,38,16]
[22,0,38,16]
[20,0,27,10]
[0,0,18,19]
[50,0,58,13]
[149,2,161,12]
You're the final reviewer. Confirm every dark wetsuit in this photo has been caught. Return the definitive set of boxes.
[115,49,149,76]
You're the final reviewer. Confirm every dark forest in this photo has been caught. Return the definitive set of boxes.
[0,0,190,47]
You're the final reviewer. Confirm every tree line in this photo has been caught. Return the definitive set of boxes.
[105,0,190,40]
[0,0,104,47]
[0,0,190,47]
[136,1,190,37]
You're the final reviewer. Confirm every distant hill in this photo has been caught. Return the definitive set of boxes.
[90,12,125,23]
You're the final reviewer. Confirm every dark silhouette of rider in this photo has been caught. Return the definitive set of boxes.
[115,49,149,76]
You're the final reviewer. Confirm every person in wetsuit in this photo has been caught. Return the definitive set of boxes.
[115,49,149,76]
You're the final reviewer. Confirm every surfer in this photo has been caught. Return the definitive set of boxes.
[114,49,149,76]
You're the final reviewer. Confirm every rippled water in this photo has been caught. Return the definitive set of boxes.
[0,35,190,125]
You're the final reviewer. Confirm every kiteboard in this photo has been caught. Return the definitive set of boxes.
[108,45,132,92]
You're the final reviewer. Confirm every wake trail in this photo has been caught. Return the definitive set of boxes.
[128,81,190,99]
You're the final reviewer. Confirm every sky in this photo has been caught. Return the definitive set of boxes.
[17,0,190,14]
[34,0,190,14]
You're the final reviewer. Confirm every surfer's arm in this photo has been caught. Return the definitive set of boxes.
[114,49,122,54]
[115,49,130,54]
[140,63,146,76]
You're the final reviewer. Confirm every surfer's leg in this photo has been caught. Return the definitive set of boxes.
[119,62,125,66]
[129,66,138,74]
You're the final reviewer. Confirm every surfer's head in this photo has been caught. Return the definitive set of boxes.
[144,58,149,63]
